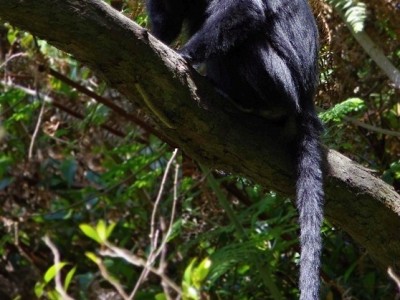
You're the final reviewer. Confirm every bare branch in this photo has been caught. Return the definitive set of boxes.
[43,235,74,300]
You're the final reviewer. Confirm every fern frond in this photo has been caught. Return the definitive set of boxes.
[327,0,367,32]
[207,241,266,284]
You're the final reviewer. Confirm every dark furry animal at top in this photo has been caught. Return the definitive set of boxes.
[146,0,324,299]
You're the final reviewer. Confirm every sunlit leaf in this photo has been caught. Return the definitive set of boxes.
[96,220,107,242]
[80,224,101,243]
[64,266,77,291]
[85,252,101,265]
[44,262,68,283]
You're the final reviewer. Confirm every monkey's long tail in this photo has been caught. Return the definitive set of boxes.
[296,116,324,300]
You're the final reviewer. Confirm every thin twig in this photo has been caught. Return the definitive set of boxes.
[96,257,129,300]
[28,97,46,159]
[388,267,400,291]
[49,68,175,144]
[159,245,172,300]
[343,115,400,138]
[129,148,179,299]
[42,235,74,300]
[151,160,180,262]
[100,245,182,294]
[150,148,179,250]
[0,53,27,70]
[1,81,129,138]
[156,162,181,299]
[163,162,181,299]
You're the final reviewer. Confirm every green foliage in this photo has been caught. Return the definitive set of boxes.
[0,2,399,299]
[327,0,367,32]
[320,97,365,123]
[383,160,400,185]
[79,220,116,244]
[182,258,212,300]
[320,98,367,152]
[34,263,77,299]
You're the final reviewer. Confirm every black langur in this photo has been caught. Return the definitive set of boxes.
[146,0,324,299]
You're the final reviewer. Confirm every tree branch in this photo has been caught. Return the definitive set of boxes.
[0,0,399,270]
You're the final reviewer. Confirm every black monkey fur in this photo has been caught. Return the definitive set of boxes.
[146,0,324,299]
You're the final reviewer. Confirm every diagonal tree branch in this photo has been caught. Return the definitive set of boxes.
[0,0,399,270]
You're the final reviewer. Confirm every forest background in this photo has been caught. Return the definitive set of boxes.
[0,0,399,299]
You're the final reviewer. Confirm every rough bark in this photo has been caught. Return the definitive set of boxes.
[0,0,399,270]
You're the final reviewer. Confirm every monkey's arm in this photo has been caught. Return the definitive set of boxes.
[179,0,265,63]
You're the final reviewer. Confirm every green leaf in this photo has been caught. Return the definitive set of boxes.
[155,293,168,300]
[183,258,197,285]
[185,286,199,300]
[106,222,116,239]
[327,0,367,32]
[182,258,211,299]
[64,266,77,291]
[7,30,17,44]
[166,219,182,242]
[85,252,101,265]
[44,262,68,283]
[192,258,212,288]
[237,264,250,275]
[60,159,78,187]
[80,224,101,243]
[0,155,12,178]
[96,220,107,242]
[47,289,61,300]
[34,282,46,298]
[319,98,365,123]
[182,259,197,299]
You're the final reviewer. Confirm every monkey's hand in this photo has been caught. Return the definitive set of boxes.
[178,44,205,65]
